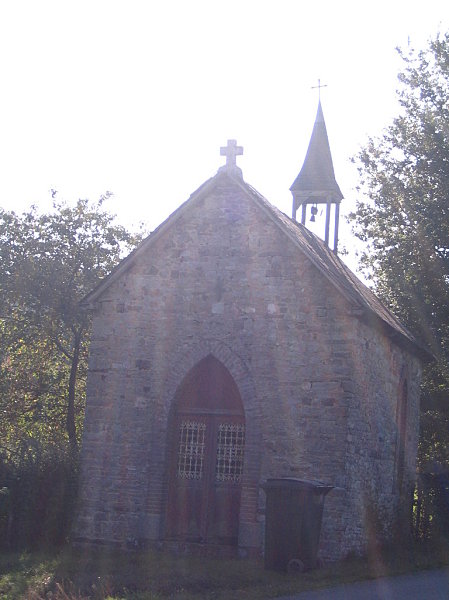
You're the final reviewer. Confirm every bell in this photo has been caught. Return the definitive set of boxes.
[310,205,318,222]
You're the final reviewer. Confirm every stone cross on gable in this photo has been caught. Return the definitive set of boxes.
[220,139,243,168]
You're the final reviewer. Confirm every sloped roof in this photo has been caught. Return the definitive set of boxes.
[290,101,343,207]
[241,180,429,358]
[81,171,430,361]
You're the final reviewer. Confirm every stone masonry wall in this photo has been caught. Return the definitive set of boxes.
[74,174,421,560]
[333,315,421,556]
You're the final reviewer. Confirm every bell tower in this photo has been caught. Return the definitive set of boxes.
[291,98,343,253]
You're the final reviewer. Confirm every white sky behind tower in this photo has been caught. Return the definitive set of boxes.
[1,0,448,272]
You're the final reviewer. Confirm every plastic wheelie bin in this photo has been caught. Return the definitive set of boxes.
[262,478,333,572]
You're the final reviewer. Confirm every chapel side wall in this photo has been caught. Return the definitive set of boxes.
[333,315,422,556]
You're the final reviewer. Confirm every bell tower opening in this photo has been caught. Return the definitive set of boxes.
[291,96,344,253]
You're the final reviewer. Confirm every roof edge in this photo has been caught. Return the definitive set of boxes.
[230,177,361,308]
[80,174,224,308]
[80,171,433,361]
[229,177,432,359]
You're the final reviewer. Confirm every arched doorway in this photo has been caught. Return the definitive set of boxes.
[165,355,245,546]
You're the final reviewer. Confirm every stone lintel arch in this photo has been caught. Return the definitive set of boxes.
[164,339,256,414]
[157,338,262,554]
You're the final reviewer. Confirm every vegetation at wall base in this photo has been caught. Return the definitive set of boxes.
[1,541,449,600]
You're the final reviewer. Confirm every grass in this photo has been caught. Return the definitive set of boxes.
[0,551,59,600]
[1,540,449,600]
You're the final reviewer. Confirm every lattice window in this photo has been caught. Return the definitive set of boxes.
[177,421,206,479]
[215,423,245,482]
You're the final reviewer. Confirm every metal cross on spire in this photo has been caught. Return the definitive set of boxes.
[218,139,244,178]
[311,78,328,100]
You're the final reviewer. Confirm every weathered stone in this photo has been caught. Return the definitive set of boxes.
[73,172,423,562]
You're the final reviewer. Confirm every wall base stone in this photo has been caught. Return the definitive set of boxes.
[238,521,263,550]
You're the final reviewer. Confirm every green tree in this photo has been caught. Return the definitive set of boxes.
[0,196,142,455]
[350,33,449,467]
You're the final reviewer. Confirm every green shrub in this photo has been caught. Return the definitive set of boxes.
[0,445,78,550]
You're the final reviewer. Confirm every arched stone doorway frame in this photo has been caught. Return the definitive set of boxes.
[149,338,262,555]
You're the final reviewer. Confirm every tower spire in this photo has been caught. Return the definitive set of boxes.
[290,97,343,253]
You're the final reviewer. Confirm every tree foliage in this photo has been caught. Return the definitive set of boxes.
[0,195,142,456]
[0,195,142,548]
[350,33,449,467]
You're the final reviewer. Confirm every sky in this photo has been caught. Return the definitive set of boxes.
[1,1,448,272]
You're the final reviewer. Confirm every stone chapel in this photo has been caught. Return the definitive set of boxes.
[73,101,428,560]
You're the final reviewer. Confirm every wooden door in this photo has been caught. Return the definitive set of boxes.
[166,356,245,545]
[207,418,245,544]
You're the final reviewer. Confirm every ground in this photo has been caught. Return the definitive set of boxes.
[279,568,449,600]
[1,540,448,600]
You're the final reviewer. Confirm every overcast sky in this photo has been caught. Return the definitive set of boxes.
[1,1,448,270]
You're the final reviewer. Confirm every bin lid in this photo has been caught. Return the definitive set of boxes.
[261,477,333,494]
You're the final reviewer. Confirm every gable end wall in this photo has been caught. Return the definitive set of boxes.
[74,179,421,559]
